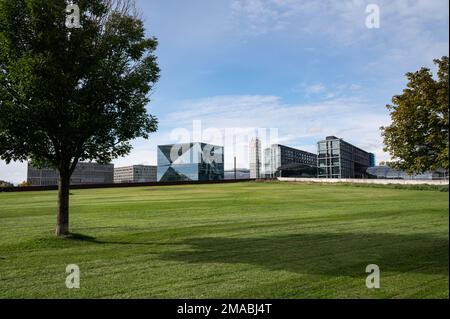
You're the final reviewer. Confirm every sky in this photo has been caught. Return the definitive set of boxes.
[1,0,449,184]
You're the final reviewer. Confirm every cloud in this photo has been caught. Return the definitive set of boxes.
[230,0,449,66]
[303,83,326,95]
[230,0,322,36]
[292,82,363,99]
[1,1,446,183]
[0,161,27,185]
[163,94,391,167]
[0,134,166,185]
[230,0,448,36]
[0,94,409,183]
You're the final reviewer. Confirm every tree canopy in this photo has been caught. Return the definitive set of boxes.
[381,56,449,174]
[0,0,160,236]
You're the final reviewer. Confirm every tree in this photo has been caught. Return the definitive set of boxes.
[0,0,160,236]
[18,181,30,187]
[381,56,449,175]
[378,161,392,167]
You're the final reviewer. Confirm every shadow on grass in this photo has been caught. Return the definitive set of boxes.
[65,233,98,242]
[59,232,448,277]
[158,233,448,277]
[63,233,176,246]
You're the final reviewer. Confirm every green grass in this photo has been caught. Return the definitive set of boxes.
[0,181,448,299]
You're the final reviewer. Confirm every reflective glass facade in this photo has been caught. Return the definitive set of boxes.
[157,143,224,182]
[317,136,371,179]
[369,153,376,167]
[114,165,157,183]
[264,144,317,178]
[367,166,448,180]
[27,162,114,186]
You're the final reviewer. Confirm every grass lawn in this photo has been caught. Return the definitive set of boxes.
[0,181,448,299]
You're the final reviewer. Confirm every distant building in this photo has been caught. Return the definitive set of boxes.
[249,138,262,179]
[157,143,224,182]
[317,136,372,179]
[369,153,376,167]
[0,180,14,188]
[27,162,114,186]
[367,166,449,180]
[264,144,317,178]
[114,165,157,183]
[224,169,250,180]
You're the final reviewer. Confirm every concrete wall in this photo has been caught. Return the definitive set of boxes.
[278,177,449,186]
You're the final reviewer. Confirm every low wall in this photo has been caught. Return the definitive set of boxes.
[277,177,449,186]
[0,179,256,193]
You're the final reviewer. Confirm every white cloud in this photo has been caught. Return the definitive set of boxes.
[0,93,396,183]
[230,0,449,66]
[164,94,391,167]
[0,161,27,185]
[2,0,446,183]
[0,134,165,185]
[303,83,326,95]
[231,0,448,36]
[293,82,363,99]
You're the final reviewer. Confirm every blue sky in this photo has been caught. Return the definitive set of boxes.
[1,0,449,183]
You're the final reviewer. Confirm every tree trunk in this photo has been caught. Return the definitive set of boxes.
[56,172,70,237]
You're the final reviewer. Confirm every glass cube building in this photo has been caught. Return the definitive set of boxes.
[157,143,224,182]
[317,136,373,179]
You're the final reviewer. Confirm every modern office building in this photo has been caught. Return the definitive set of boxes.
[317,136,372,179]
[249,138,262,179]
[264,144,317,178]
[114,165,157,183]
[27,162,114,186]
[367,166,448,180]
[157,143,224,182]
[369,153,376,167]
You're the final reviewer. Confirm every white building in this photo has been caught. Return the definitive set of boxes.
[249,138,262,179]
[27,162,114,186]
[114,165,157,183]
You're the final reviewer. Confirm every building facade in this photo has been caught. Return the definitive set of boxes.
[114,165,157,183]
[367,166,448,180]
[317,136,373,179]
[249,138,262,179]
[264,144,317,178]
[369,153,376,167]
[157,143,224,182]
[27,162,114,186]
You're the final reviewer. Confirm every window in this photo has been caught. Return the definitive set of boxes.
[332,158,340,166]
[331,149,340,156]
[318,159,327,167]
[318,142,327,153]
